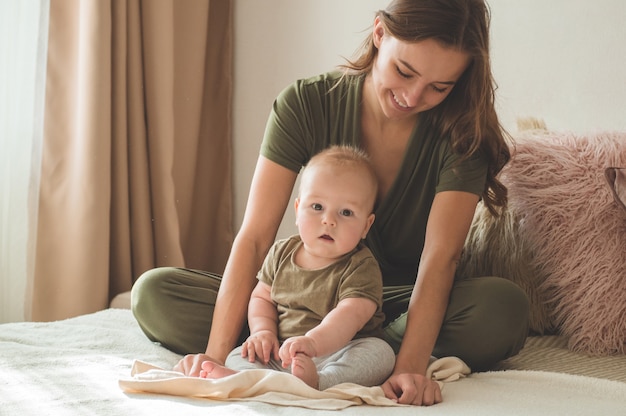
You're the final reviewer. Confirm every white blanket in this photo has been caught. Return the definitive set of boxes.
[119,356,469,409]
[1,308,625,416]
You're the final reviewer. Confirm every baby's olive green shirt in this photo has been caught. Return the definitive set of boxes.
[258,235,385,341]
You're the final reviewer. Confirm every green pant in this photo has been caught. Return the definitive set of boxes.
[131,267,529,372]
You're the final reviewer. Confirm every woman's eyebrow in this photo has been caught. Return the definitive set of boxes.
[399,59,457,85]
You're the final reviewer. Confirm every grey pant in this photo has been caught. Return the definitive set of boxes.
[225,337,395,390]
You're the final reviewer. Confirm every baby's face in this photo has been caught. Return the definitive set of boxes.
[295,165,375,263]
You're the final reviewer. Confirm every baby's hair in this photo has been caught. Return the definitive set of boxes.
[300,145,378,207]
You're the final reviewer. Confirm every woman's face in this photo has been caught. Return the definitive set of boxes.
[369,18,470,119]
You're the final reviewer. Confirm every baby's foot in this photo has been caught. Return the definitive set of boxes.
[200,361,238,379]
[291,353,319,389]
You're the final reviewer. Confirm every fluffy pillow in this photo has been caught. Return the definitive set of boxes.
[459,202,556,335]
[605,167,626,213]
[460,130,626,356]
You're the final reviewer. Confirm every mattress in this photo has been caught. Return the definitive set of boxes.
[1,308,624,416]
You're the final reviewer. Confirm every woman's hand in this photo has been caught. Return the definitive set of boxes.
[381,372,442,406]
[173,353,221,377]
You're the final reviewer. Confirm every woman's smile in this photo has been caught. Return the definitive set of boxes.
[391,91,410,109]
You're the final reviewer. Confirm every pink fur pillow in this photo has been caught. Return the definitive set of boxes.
[462,130,626,356]
[605,167,626,213]
[459,204,556,335]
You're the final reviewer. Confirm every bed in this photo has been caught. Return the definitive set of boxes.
[2,128,625,415]
[1,306,625,416]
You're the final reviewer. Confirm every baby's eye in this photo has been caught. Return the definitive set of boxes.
[339,209,354,217]
[311,203,323,211]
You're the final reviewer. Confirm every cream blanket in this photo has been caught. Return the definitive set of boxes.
[119,357,470,410]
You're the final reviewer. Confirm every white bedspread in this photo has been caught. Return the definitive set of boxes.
[119,356,469,410]
[1,309,625,416]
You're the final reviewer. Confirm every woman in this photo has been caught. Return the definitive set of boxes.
[131,0,529,406]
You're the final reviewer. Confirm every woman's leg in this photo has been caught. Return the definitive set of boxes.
[131,267,237,355]
[434,276,529,371]
[383,276,529,372]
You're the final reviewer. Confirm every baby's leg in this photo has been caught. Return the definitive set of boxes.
[291,353,319,389]
[225,346,285,371]
[201,345,269,379]
[315,337,395,390]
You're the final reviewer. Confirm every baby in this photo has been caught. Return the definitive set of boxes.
[200,145,395,390]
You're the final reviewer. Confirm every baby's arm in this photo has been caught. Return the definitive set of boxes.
[243,281,280,363]
[279,297,376,364]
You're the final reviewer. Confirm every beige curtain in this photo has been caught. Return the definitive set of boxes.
[30,0,233,321]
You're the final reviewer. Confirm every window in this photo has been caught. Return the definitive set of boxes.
[0,0,49,322]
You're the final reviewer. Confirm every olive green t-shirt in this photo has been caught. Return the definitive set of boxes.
[261,71,487,287]
[258,235,386,341]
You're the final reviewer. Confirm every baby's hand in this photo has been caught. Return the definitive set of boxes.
[279,336,317,367]
[241,330,280,364]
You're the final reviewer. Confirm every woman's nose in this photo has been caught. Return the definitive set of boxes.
[404,83,426,107]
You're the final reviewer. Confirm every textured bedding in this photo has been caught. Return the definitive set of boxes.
[1,308,625,416]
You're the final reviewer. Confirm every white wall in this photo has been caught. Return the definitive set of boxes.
[233,0,626,238]
[490,0,626,132]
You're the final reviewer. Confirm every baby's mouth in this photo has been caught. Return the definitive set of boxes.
[320,234,334,241]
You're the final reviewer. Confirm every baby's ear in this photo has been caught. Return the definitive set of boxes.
[362,213,375,238]
[294,198,300,224]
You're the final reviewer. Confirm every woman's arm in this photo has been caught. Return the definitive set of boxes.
[381,190,479,406]
[207,156,297,359]
[174,156,297,376]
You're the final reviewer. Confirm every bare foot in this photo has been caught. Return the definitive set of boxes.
[291,353,319,389]
[200,361,238,379]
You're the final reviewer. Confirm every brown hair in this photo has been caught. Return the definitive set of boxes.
[340,0,510,215]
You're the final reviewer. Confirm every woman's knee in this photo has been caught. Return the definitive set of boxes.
[470,277,530,331]
[130,267,178,341]
[436,277,530,371]
[130,267,222,354]
[131,267,177,318]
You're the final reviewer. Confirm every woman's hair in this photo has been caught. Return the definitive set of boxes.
[340,0,510,215]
